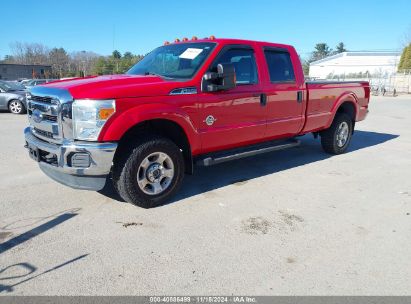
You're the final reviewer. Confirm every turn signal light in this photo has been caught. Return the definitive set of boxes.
[98,108,115,120]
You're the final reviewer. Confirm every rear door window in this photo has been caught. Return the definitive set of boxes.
[264,50,295,83]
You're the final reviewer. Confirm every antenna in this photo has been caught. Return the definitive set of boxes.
[112,24,116,51]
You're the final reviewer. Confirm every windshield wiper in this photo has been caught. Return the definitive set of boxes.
[144,71,173,79]
[144,71,161,76]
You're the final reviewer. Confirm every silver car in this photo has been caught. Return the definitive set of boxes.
[0,81,27,114]
[24,79,56,89]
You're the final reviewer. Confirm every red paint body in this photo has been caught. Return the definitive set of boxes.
[45,38,370,156]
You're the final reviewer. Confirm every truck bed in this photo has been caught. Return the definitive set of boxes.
[302,81,370,134]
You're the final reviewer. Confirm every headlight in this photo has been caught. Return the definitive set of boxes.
[72,99,115,141]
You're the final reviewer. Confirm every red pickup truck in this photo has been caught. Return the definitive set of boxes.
[24,37,370,208]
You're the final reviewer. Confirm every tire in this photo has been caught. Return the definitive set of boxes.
[112,136,185,208]
[320,113,353,154]
[8,100,25,114]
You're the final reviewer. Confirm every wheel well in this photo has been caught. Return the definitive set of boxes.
[336,101,356,131]
[115,119,193,174]
[337,102,355,121]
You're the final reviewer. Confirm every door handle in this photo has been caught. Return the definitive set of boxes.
[252,93,267,106]
[258,93,267,106]
[297,91,303,103]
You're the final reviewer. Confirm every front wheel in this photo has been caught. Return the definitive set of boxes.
[320,113,353,154]
[113,136,184,208]
[9,100,25,114]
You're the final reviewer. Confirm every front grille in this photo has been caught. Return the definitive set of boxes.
[28,92,62,143]
[34,127,54,139]
[27,110,57,122]
[28,87,74,144]
[30,95,55,104]
[42,114,57,122]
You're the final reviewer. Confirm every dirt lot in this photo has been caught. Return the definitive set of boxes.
[0,96,410,295]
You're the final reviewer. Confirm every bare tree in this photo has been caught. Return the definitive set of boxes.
[49,48,69,78]
[9,42,50,65]
[9,42,26,63]
[5,40,142,78]
[70,51,99,76]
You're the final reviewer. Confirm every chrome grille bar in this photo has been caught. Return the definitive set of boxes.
[27,86,74,144]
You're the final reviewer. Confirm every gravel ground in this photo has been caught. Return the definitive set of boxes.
[0,95,410,295]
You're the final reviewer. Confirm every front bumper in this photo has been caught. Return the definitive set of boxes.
[24,127,117,190]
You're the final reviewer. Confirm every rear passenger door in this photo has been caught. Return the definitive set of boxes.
[199,45,265,153]
[262,48,304,139]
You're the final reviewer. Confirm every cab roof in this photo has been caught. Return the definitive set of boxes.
[168,37,294,51]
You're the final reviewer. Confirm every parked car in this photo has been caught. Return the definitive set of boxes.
[0,80,27,114]
[20,79,33,86]
[24,37,370,208]
[24,79,57,89]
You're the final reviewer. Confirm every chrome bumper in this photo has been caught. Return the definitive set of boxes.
[24,127,117,190]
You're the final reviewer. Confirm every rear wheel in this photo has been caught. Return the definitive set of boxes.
[113,136,184,208]
[9,100,25,114]
[320,113,353,154]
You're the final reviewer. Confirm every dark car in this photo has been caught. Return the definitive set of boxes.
[0,80,27,114]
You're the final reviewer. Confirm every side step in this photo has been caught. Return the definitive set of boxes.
[196,138,300,166]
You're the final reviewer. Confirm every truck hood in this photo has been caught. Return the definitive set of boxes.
[43,74,184,99]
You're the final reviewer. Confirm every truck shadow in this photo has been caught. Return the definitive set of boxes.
[173,130,398,203]
[99,130,398,205]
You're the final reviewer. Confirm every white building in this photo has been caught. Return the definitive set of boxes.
[309,51,401,79]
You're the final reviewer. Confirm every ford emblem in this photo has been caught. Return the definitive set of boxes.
[32,109,43,123]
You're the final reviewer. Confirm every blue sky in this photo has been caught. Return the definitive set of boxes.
[1,0,410,59]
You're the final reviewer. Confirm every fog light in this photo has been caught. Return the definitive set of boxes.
[71,153,91,168]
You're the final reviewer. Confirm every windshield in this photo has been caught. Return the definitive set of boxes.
[127,42,216,79]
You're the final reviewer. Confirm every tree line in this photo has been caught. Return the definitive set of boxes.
[398,43,411,72]
[0,42,144,78]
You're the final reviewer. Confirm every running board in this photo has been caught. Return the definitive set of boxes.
[196,138,300,166]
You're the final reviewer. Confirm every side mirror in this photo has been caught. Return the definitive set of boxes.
[201,63,236,92]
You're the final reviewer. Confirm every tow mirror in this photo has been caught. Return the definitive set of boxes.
[201,63,236,92]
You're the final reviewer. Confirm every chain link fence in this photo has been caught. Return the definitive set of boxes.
[312,71,411,96]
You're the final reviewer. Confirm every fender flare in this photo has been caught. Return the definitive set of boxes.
[99,103,201,154]
[325,92,359,129]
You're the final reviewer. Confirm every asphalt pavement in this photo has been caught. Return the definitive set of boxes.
[0,95,410,295]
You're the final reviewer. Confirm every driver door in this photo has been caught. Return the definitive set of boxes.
[198,45,266,154]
